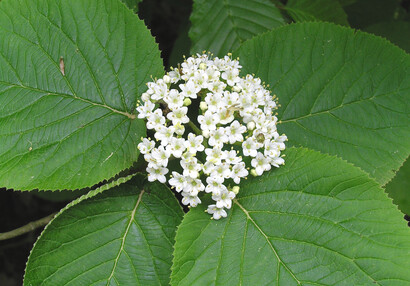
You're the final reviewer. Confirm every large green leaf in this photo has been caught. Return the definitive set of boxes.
[0,0,163,191]
[385,157,410,216]
[286,0,349,26]
[171,148,410,285]
[234,22,410,185]
[364,21,410,53]
[189,0,285,57]
[24,179,183,285]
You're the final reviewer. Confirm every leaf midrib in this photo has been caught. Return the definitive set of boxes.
[0,81,135,119]
[106,190,145,285]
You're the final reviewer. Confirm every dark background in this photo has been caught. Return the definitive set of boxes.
[1,0,409,285]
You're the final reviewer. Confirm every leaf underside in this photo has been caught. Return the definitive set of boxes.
[24,180,183,286]
[189,0,285,57]
[0,0,163,191]
[234,22,410,185]
[171,148,410,285]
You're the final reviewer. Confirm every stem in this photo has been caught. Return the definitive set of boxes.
[188,120,202,135]
[0,212,57,241]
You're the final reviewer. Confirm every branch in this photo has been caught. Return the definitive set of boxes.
[0,212,57,241]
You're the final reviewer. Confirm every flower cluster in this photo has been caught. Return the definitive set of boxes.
[137,53,287,219]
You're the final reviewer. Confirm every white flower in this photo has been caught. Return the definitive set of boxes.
[147,166,168,183]
[164,89,183,109]
[212,189,235,209]
[231,162,248,184]
[167,137,186,158]
[138,138,155,154]
[169,172,185,192]
[180,79,200,99]
[181,156,202,178]
[181,193,201,207]
[211,163,231,179]
[251,152,272,176]
[146,109,165,130]
[136,100,155,118]
[205,147,225,164]
[206,204,227,220]
[154,125,175,146]
[224,150,241,165]
[167,106,189,125]
[205,176,226,195]
[198,111,219,131]
[151,146,170,167]
[184,133,205,154]
[184,177,205,196]
[242,138,258,157]
[226,120,246,144]
[208,127,228,147]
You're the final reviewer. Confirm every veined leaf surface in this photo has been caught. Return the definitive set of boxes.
[189,0,285,57]
[24,180,183,285]
[0,0,163,190]
[172,148,410,285]
[234,22,410,184]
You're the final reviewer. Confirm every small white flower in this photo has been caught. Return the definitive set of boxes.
[169,172,185,192]
[226,120,246,144]
[184,133,205,154]
[213,189,235,209]
[137,138,155,154]
[146,109,166,130]
[151,146,171,167]
[154,125,175,146]
[164,89,183,109]
[167,137,186,158]
[181,156,202,178]
[136,100,155,118]
[208,127,228,147]
[206,204,227,220]
[205,147,225,164]
[167,106,189,125]
[198,111,219,131]
[251,152,272,176]
[242,138,258,157]
[180,79,200,99]
[147,166,168,183]
[231,162,248,184]
[181,193,201,207]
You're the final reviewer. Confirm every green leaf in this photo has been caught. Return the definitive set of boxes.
[364,21,410,53]
[385,157,410,215]
[24,180,183,285]
[189,0,285,57]
[286,0,349,26]
[171,148,410,285]
[234,22,410,185]
[0,0,163,191]
[344,0,401,29]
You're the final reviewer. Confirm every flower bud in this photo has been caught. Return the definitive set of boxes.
[250,169,258,177]
[199,62,207,70]
[200,101,208,111]
[163,75,171,84]
[183,98,192,106]
[202,129,210,138]
[232,186,240,194]
[247,121,255,130]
